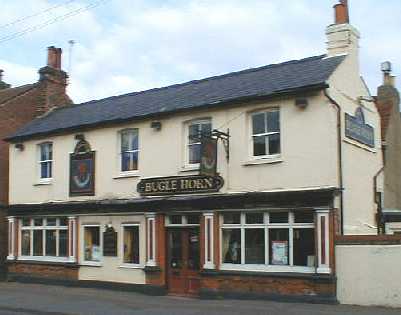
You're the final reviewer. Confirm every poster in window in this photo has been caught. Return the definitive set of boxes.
[200,137,217,176]
[70,139,95,196]
[271,240,288,265]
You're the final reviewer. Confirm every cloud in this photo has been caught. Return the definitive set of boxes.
[0,0,400,103]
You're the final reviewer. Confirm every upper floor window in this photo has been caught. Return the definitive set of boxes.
[187,119,212,165]
[120,129,139,172]
[251,110,280,158]
[38,143,53,179]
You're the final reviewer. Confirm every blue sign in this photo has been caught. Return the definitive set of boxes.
[345,107,375,148]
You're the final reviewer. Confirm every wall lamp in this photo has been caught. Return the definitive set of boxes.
[295,98,309,109]
[15,143,25,151]
[75,134,85,141]
[151,121,162,131]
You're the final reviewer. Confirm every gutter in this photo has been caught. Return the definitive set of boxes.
[324,89,344,235]
[4,83,328,143]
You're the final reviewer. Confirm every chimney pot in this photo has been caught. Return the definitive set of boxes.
[47,46,62,70]
[334,1,349,24]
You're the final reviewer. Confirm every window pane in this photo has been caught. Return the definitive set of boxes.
[270,212,289,224]
[253,135,266,156]
[268,133,280,155]
[121,151,138,172]
[294,211,314,224]
[293,229,315,267]
[59,218,68,227]
[245,229,265,264]
[33,230,43,256]
[269,229,289,265]
[34,219,43,226]
[201,122,212,137]
[187,215,200,225]
[45,230,57,256]
[252,113,266,135]
[123,226,140,264]
[223,213,241,224]
[22,218,30,226]
[222,229,241,264]
[188,124,200,144]
[41,162,49,178]
[21,230,31,255]
[46,218,57,226]
[188,144,201,164]
[121,132,130,151]
[246,213,264,224]
[84,227,100,262]
[267,111,280,133]
[170,215,182,225]
[59,230,68,257]
[188,230,200,270]
[169,230,182,268]
[40,144,52,161]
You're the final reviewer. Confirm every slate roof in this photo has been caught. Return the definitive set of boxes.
[6,54,345,142]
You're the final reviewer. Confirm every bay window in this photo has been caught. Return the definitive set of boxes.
[19,218,69,260]
[221,211,315,272]
[251,109,280,158]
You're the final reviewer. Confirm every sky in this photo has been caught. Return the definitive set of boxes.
[0,0,400,104]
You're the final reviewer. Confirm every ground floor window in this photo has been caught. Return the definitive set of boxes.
[221,211,315,270]
[122,225,140,265]
[84,226,101,262]
[19,218,68,259]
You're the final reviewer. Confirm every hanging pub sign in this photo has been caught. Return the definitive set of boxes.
[200,137,218,176]
[345,107,375,148]
[103,226,118,257]
[69,139,95,196]
[137,175,224,196]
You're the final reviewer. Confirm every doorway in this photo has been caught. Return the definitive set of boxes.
[167,228,201,296]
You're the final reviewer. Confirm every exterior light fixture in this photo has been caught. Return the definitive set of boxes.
[295,98,309,109]
[15,143,25,151]
[151,121,162,131]
[75,134,85,141]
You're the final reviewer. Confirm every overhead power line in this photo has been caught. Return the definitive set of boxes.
[0,0,77,30]
[0,0,109,45]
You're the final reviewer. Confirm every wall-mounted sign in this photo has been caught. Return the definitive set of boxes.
[70,139,95,196]
[137,175,224,196]
[103,227,117,257]
[345,107,375,148]
[200,137,218,176]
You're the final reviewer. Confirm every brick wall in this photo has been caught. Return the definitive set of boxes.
[8,262,78,281]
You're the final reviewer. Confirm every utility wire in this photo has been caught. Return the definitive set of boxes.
[0,0,109,44]
[0,0,77,30]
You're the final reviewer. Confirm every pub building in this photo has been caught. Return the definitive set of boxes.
[4,2,383,303]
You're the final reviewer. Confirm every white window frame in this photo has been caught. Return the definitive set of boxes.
[165,214,201,227]
[184,119,212,168]
[249,109,281,160]
[120,223,142,269]
[18,218,69,263]
[220,211,315,274]
[119,128,140,176]
[37,142,53,183]
[81,224,102,266]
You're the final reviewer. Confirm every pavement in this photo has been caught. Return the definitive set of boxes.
[0,282,399,315]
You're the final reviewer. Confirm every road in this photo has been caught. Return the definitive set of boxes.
[0,282,399,315]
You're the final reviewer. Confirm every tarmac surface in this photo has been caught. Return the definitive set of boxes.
[0,282,399,315]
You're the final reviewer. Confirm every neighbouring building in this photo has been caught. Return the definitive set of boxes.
[374,62,401,234]
[4,2,383,302]
[0,47,71,276]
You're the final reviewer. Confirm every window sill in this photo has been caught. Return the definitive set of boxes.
[243,157,283,166]
[220,264,315,274]
[180,165,200,173]
[119,264,143,270]
[34,179,53,186]
[17,256,70,264]
[113,171,140,179]
[80,261,102,267]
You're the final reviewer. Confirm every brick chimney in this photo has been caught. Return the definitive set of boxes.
[326,0,360,57]
[0,70,11,90]
[37,46,70,114]
[376,62,400,142]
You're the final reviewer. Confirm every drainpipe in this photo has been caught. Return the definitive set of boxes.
[373,167,384,234]
[324,89,344,235]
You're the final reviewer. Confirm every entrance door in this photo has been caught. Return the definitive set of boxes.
[167,228,201,296]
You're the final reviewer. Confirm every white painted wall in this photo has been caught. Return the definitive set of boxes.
[336,244,401,307]
[78,214,146,284]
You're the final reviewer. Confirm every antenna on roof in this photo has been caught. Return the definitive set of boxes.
[68,39,75,76]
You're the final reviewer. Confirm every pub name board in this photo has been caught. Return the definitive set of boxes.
[137,175,224,196]
[345,107,375,148]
